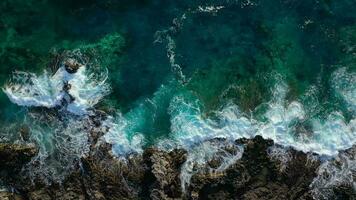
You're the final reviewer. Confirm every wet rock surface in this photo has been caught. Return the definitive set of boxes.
[64,58,83,74]
[0,136,354,199]
[0,191,24,200]
[0,143,38,174]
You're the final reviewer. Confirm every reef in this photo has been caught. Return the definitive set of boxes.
[1,131,354,200]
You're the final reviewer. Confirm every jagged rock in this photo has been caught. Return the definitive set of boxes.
[2,136,354,199]
[142,148,187,199]
[79,143,145,200]
[185,136,319,200]
[64,58,82,74]
[0,143,37,173]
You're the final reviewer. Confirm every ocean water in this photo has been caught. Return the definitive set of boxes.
[0,0,355,197]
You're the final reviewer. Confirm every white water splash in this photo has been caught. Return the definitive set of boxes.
[3,57,111,183]
[311,148,356,199]
[180,140,243,192]
[166,76,355,190]
[168,80,355,157]
[3,70,63,108]
[103,114,144,156]
[24,113,90,184]
[3,65,110,115]
[168,96,255,149]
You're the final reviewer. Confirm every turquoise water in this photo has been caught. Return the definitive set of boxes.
[0,0,355,190]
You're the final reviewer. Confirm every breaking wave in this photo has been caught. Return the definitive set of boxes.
[4,60,355,191]
[3,61,110,115]
[103,114,145,157]
[2,52,111,183]
[166,78,355,157]
[1,3,355,197]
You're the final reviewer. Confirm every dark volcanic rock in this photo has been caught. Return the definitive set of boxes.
[64,58,83,74]
[80,143,145,200]
[2,136,354,199]
[0,143,38,199]
[0,143,37,173]
[0,191,24,200]
[185,136,318,200]
[142,148,187,199]
[25,143,145,200]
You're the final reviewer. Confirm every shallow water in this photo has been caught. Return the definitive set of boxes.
[0,0,355,195]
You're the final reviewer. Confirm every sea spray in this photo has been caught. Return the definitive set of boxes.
[1,2,355,194]
[3,70,63,108]
[2,52,111,183]
[23,112,90,184]
[166,76,354,156]
[163,76,355,190]
[180,140,243,192]
[103,114,144,156]
[311,147,356,199]
[3,59,110,115]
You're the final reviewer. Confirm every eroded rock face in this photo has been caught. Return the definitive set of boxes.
[142,148,187,199]
[0,143,38,173]
[1,136,354,200]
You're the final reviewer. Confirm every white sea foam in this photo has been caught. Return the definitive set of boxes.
[24,113,90,184]
[267,145,293,172]
[196,5,225,14]
[166,76,355,191]
[3,65,110,115]
[311,148,356,199]
[3,59,111,183]
[331,67,356,113]
[168,96,255,149]
[180,140,243,192]
[155,5,227,84]
[103,114,144,156]
[3,70,63,108]
[255,82,355,156]
[168,79,355,157]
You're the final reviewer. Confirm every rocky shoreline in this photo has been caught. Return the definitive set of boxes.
[1,134,355,200]
[0,55,354,200]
